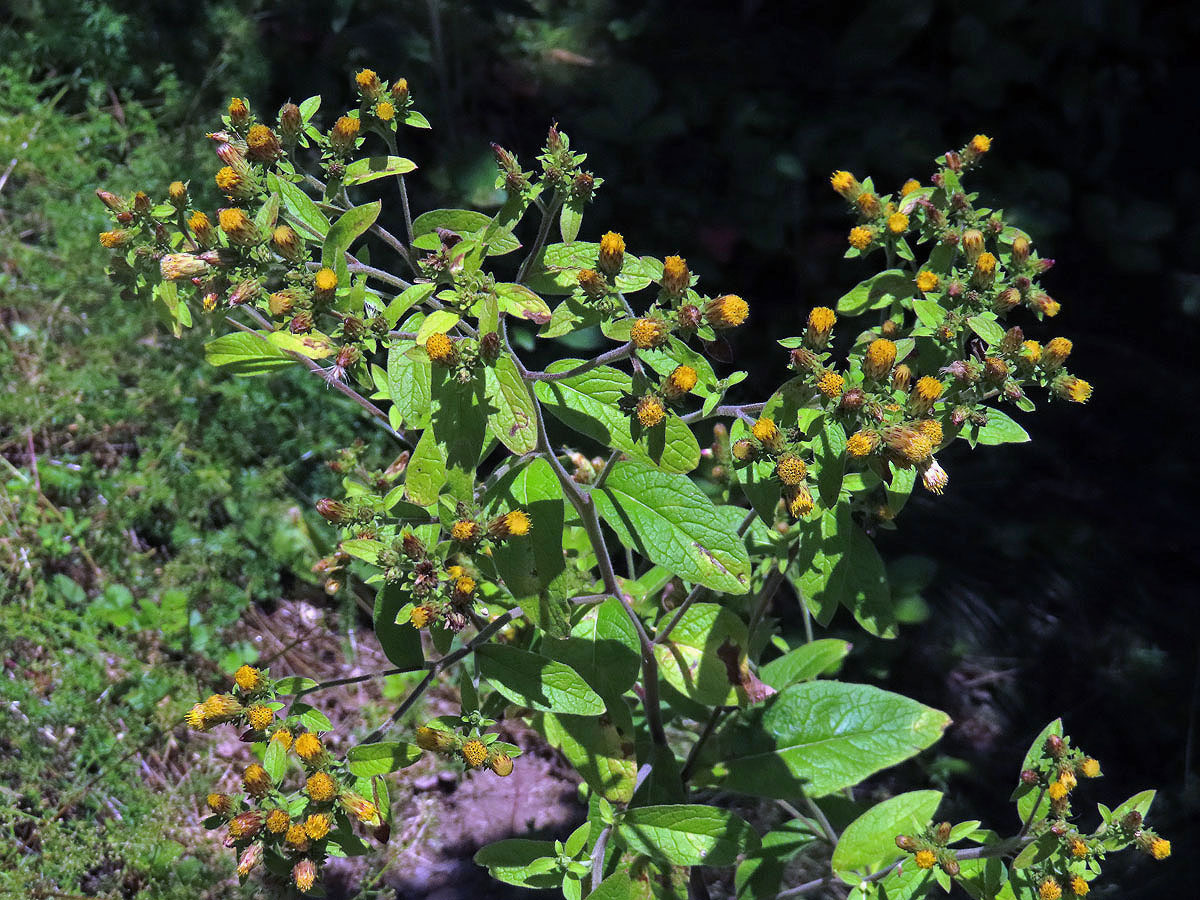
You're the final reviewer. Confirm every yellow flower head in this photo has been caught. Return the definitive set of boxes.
[1080,757,1101,778]
[271,727,293,751]
[887,212,909,234]
[630,317,668,349]
[893,364,913,392]
[215,165,243,194]
[900,178,921,197]
[330,115,361,153]
[244,763,271,797]
[1150,837,1171,860]
[664,365,699,399]
[228,810,264,841]
[489,752,514,776]
[454,575,476,598]
[203,693,243,722]
[168,180,187,204]
[341,792,381,823]
[266,808,291,834]
[246,704,274,731]
[1058,769,1078,791]
[504,509,532,536]
[864,339,897,380]
[313,267,338,294]
[751,416,780,447]
[848,226,873,250]
[916,419,943,447]
[294,732,324,761]
[577,268,606,297]
[410,605,433,629]
[973,251,998,285]
[856,191,881,217]
[425,332,456,365]
[1043,337,1073,370]
[187,210,213,242]
[1070,875,1089,896]
[375,100,396,121]
[461,738,488,768]
[661,255,690,295]
[271,224,303,261]
[235,664,263,692]
[731,438,757,462]
[1053,374,1092,404]
[355,68,381,96]
[806,307,837,348]
[1048,780,1069,801]
[830,170,857,196]
[786,485,815,519]
[920,457,949,495]
[206,792,232,815]
[293,859,317,893]
[1039,878,1062,900]
[705,294,749,329]
[304,812,332,841]
[846,430,879,457]
[1019,340,1043,366]
[961,228,985,263]
[636,395,666,428]
[415,725,457,753]
[306,771,337,802]
[916,270,939,293]
[914,849,937,869]
[970,134,992,154]
[883,425,933,464]
[285,822,310,849]
[598,231,625,276]
[817,370,844,399]
[246,124,280,161]
[776,454,807,487]
[228,97,249,123]
[185,703,209,731]
[914,376,945,404]
[451,520,480,542]
[1070,838,1088,858]
[236,844,262,878]
[218,207,258,245]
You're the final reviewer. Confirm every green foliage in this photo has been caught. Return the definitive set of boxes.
[89,67,1167,900]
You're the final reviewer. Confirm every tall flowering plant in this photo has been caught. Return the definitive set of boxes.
[96,70,1165,898]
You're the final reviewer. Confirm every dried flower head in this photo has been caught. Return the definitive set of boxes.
[293,858,317,893]
[207,792,232,815]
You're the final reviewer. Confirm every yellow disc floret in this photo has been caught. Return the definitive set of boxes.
[914,849,936,869]
[900,178,921,197]
[916,270,939,292]
[630,317,667,349]
[207,792,232,815]
[461,738,488,768]
[970,134,992,154]
[830,170,856,196]
[504,509,532,536]
[846,430,878,457]
[1048,781,1069,801]
[817,370,844,399]
[425,332,456,365]
[704,294,749,329]
[285,822,309,849]
[409,605,433,629]
[246,704,274,731]
[1039,878,1062,900]
[266,808,290,834]
[306,771,337,802]
[451,520,479,542]
[1150,837,1171,860]
[863,339,897,379]
[806,307,837,348]
[776,454,808,487]
[636,396,666,428]
[1070,875,1089,896]
[293,859,317,893]
[314,267,338,293]
[916,419,943,447]
[887,213,909,234]
[271,728,293,751]
[294,732,324,762]
[375,100,395,121]
[751,416,780,447]
[664,365,699,399]
[215,166,242,194]
[304,812,332,841]
[235,665,263,692]
[1070,839,1088,858]
[1080,757,1101,778]
[661,255,690,295]
[598,231,626,276]
[856,191,881,217]
[786,485,815,519]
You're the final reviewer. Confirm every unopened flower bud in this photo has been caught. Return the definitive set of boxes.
[96,189,125,212]
[995,287,1021,314]
[577,268,606,297]
[1000,326,1024,353]
[790,346,818,372]
[840,387,865,411]
[1045,734,1065,758]
[598,231,625,276]
[941,857,960,877]
[1011,234,1030,265]
[935,822,952,843]
[227,810,264,841]
[290,311,313,333]
[1042,337,1072,371]
[805,307,837,349]
[391,77,409,105]
[317,498,352,523]
[160,253,210,281]
[132,191,151,215]
[228,279,261,307]
[279,102,301,143]
[892,364,912,392]
[944,150,962,173]
[228,97,249,126]
[895,834,918,851]
[961,229,985,265]
[488,752,514,776]
[731,438,757,463]
[330,115,361,154]
[677,303,702,331]
[661,255,690,296]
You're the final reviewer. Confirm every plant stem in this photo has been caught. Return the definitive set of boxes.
[515,190,562,284]
[680,706,728,783]
[524,343,633,382]
[681,402,766,425]
[590,826,611,890]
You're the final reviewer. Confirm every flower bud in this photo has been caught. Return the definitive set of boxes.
[661,255,690,296]
[279,102,301,143]
[228,97,249,126]
[943,150,962,173]
[246,124,282,162]
[982,356,1008,383]
[577,268,606,297]
[972,251,997,287]
[846,429,879,457]
[391,77,410,105]
[96,189,125,212]
[892,364,912,392]
[863,339,897,380]
[995,287,1021,314]
[1045,734,1065,758]
[1042,337,1072,371]
[355,68,382,99]
[789,346,818,372]
[1052,373,1091,404]
[159,253,210,281]
[935,822,952,843]
[961,229,985,265]
[479,331,501,363]
[228,279,261,307]
[1021,769,1039,785]
[910,376,945,416]
[830,170,859,198]
[1011,234,1030,265]
[598,231,625,276]
[316,498,352,523]
[270,225,304,262]
[132,191,151,215]
[488,752,514,776]
[290,311,313,333]
[340,791,381,824]
[805,307,837,349]
[330,115,361,154]
[840,387,865,411]
[941,857,960,877]
[751,417,782,452]
[895,834,918,851]
[207,792,232,815]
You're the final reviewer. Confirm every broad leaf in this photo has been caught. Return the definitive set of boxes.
[616,805,760,867]
[386,337,432,429]
[268,173,329,241]
[653,603,749,706]
[321,201,381,285]
[542,711,637,803]
[473,840,560,888]
[484,355,538,453]
[204,332,295,375]
[723,681,951,798]
[595,462,750,594]
[412,208,520,256]
[477,644,605,715]
[535,361,700,474]
[543,597,640,696]
[373,583,424,669]
[971,408,1030,445]
[759,639,851,689]
[343,155,418,185]
[495,282,553,325]
[405,428,446,505]
[346,742,422,777]
[832,790,943,882]
[835,269,912,316]
[1013,718,1061,824]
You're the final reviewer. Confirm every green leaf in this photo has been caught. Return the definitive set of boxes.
[539,296,605,339]
[403,109,432,129]
[204,332,296,375]
[543,597,641,697]
[560,197,585,242]
[373,583,424,669]
[535,361,700,474]
[1013,718,1061,825]
[405,429,446,505]
[639,337,720,398]
[653,603,749,706]
[495,282,553,325]
[815,421,846,508]
[340,539,384,565]
[588,873,633,900]
[759,639,851,690]
[387,334,432,430]
[413,308,459,345]
[542,711,637,803]
[343,155,418,185]
[484,354,539,453]
[484,458,570,637]
[734,821,817,899]
[263,738,288,782]
[429,368,488,502]
[477,644,605,715]
[321,201,380,285]
[412,208,520,256]
[265,331,335,360]
[525,242,656,294]
[831,790,943,882]
[346,742,422,777]
[972,408,1030,445]
[473,839,561,889]
[843,525,896,639]
[294,702,333,732]
[967,314,1006,347]
[722,681,951,798]
[790,504,851,626]
[273,676,317,695]
[835,269,912,316]
[912,299,945,329]
[384,283,436,326]
[594,461,751,594]
[616,805,760,867]
[268,173,330,241]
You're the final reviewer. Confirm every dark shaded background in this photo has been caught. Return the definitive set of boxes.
[8,0,1197,895]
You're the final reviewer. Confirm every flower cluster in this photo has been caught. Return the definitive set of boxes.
[413,713,518,777]
[730,416,815,519]
[188,666,383,894]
